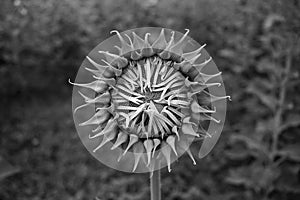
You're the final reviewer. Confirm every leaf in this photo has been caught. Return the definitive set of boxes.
[0,156,20,181]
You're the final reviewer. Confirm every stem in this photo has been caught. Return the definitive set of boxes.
[150,167,161,200]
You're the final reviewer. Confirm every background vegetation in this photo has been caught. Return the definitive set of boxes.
[0,0,299,199]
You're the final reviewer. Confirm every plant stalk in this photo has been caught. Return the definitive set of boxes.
[150,167,161,200]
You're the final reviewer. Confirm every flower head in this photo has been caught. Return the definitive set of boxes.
[71,28,230,173]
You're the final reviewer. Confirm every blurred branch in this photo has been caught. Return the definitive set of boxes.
[279,118,300,133]
[271,48,292,159]
[246,85,277,112]
[0,156,20,181]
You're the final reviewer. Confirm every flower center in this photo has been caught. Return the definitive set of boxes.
[111,56,188,139]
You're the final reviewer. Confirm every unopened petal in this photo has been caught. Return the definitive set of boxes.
[93,127,118,152]
[169,29,190,56]
[99,51,128,69]
[69,79,108,93]
[166,135,178,156]
[143,139,154,165]
[152,139,161,158]
[181,123,199,137]
[123,134,139,156]
[89,119,117,139]
[152,29,167,53]
[182,44,206,61]
[191,101,216,113]
[161,142,172,172]
[110,30,133,56]
[132,142,145,172]
[111,131,128,150]
[79,111,110,127]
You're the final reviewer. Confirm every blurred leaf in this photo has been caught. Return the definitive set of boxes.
[252,78,275,91]
[263,14,285,31]
[247,83,277,112]
[226,164,280,192]
[218,49,236,59]
[225,149,252,160]
[256,58,282,77]
[280,116,300,133]
[277,144,300,162]
[0,156,20,181]
[255,118,274,136]
[274,164,300,193]
[230,134,267,153]
[206,193,237,200]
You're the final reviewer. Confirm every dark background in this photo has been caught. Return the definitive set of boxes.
[0,0,300,199]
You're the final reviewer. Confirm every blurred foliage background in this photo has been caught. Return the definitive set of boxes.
[0,0,300,199]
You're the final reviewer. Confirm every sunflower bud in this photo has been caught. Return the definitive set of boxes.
[71,27,230,173]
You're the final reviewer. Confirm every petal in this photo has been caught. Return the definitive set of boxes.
[111,131,128,150]
[132,32,145,50]
[166,136,178,156]
[143,139,154,165]
[92,76,116,86]
[132,142,145,172]
[152,139,161,158]
[89,118,117,139]
[69,79,108,93]
[123,34,143,60]
[186,149,196,165]
[123,134,139,156]
[169,29,190,56]
[202,90,231,102]
[84,67,104,77]
[86,56,120,78]
[161,142,172,172]
[191,101,216,113]
[152,29,167,53]
[99,51,128,69]
[182,44,206,61]
[194,71,222,83]
[193,57,212,72]
[141,33,154,57]
[130,50,142,60]
[171,126,180,140]
[177,140,196,165]
[93,127,118,152]
[79,111,110,127]
[162,107,181,126]
[181,123,199,137]
[175,60,193,73]
[159,31,175,60]
[110,30,133,56]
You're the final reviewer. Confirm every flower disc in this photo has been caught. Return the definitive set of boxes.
[71,27,229,173]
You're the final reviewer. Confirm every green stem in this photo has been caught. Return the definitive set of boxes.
[150,167,161,200]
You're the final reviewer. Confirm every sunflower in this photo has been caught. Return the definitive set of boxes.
[70,28,230,173]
